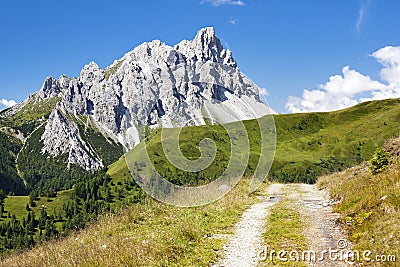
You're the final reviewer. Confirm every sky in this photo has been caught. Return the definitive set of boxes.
[0,0,399,113]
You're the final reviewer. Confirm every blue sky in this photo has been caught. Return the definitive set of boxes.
[0,0,399,113]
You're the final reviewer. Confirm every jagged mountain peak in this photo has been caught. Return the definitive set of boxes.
[36,76,63,100]
[34,74,71,102]
[192,26,224,55]
[174,27,236,67]
[80,61,104,84]
[10,27,274,172]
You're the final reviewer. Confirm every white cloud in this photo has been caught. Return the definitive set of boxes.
[286,90,359,113]
[372,46,400,87]
[228,17,238,25]
[0,98,17,110]
[356,6,365,32]
[356,0,370,32]
[286,45,400,113]
[201,0,245,7]
[320,66,386,97]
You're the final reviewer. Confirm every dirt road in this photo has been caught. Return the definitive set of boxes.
[213,183,352,267]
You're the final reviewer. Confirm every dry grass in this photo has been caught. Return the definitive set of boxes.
[0,179,265,267]
[318,159,400,266]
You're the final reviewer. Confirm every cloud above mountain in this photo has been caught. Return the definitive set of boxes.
[286,46,400,113]
[0,98,17,110]
[372,46,400,88]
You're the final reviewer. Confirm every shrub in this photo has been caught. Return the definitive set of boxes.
[369,148,390,174]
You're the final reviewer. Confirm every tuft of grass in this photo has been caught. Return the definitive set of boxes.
[0,180,264,267]
[260,196,308,266]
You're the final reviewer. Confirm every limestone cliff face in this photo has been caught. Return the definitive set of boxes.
[18,27,275,171]
[41,108,103,171]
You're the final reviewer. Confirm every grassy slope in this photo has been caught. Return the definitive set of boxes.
[95,98,400,204]
[0,97,60,136]
[115,98,400,185]
[318,159,400,266]
[0,180,266,267]
[107,156,132,184]
[272,98,400,182]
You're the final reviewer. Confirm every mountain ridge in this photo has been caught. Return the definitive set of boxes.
[1,27,274,177]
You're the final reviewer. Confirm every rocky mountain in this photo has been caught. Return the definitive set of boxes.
[1,27,274,179]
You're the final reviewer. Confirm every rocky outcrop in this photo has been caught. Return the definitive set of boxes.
[41,108,103,171]
[36,76,70,100]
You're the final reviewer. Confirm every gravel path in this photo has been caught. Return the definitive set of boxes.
[212,184,284,267]
[212,183,353,267]
[287,184,353,267]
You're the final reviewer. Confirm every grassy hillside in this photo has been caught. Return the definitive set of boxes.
[271,98,400,182]
[318,142,400,266]
[128,98,400,185]
[0,97,60,136]
[2,97,400,196]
